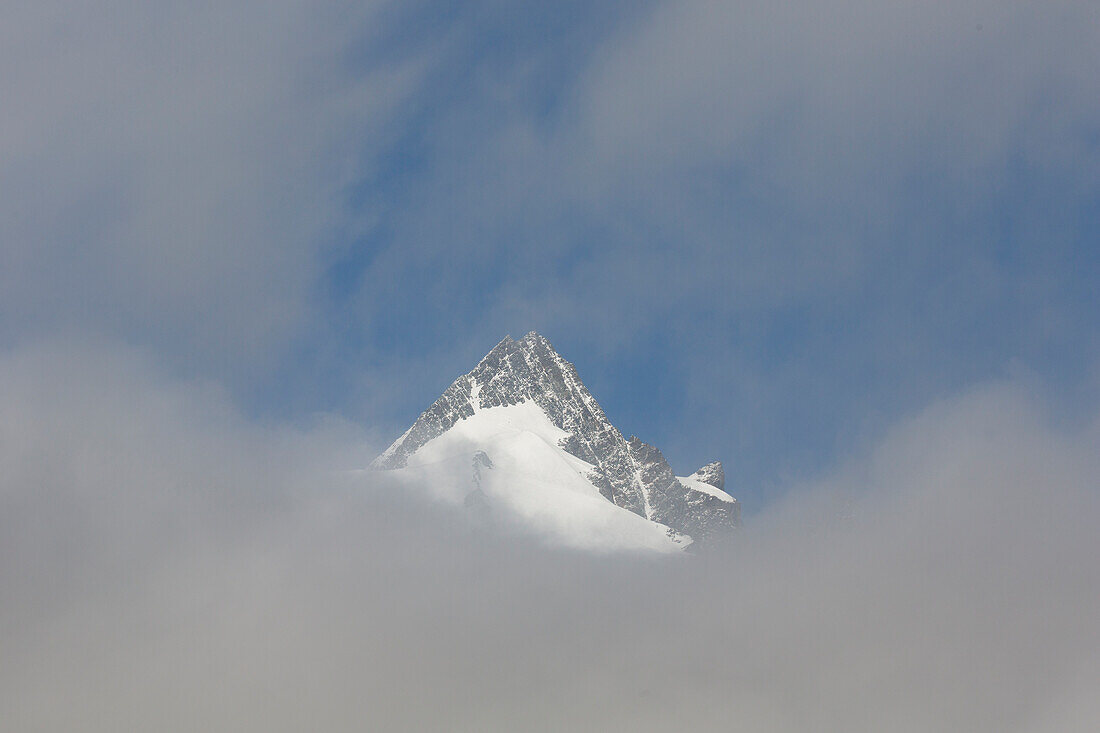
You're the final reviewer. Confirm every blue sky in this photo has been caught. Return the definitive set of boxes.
[3,0,1098,511]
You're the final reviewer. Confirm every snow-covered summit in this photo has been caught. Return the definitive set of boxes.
[372,332,739,550]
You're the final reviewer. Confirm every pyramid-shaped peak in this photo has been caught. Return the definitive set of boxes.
[373,331,612,475]
[516,330,557,353]
[370,331,739,545]
[478,331,556,357]
[473,331,567,373]
[470,332,585,402]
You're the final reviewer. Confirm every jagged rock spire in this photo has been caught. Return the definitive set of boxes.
[692,461,725,491]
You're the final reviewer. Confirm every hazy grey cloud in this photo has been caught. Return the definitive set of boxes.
[2,340,1096,731]
[577,0,1100,182]
[0,1,420,376]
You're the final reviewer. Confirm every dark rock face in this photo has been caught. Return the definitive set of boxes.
[372,331,739,543]
[692,461,725,491]
[630,440,740,545]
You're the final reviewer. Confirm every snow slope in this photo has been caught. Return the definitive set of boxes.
[387,402,688,553]
[676,474,737,503]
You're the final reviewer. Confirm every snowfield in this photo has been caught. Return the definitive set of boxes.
[677,473,737,503]
[388,402,689,553]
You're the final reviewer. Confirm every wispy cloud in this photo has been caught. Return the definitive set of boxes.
[330,0,1100,490]
[0,1,421,376]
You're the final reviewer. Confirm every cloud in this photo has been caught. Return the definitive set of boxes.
[350,0,1100,331]
[337,1,1099,493]
[577,0,1100,184]
[1,340,1096,731]
[0,1,421,376]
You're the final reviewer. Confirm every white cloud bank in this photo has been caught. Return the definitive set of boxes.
[1,340,1097,731]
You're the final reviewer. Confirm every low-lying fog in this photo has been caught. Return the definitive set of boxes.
[2,340,1097,731]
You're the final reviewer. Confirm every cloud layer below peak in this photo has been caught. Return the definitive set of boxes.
[2,340,1097,731]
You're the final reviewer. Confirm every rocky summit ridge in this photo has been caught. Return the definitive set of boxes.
[372,331,739,546]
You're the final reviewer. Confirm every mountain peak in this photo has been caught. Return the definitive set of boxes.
[475,331,560,374]
[519,330,549,345]
[371,333,739,549]
[371,331,584,471]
